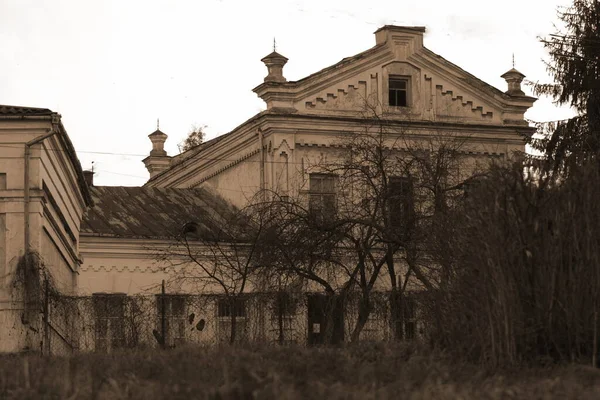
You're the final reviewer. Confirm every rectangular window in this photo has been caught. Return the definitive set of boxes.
[0,173,6,190]
[156,295,187,347]
[403,296,417,340]
[308,174,337,220]
[388,177,414,230]
[93,294,126,351]
[389,77,408,107]
[272,292,297,344]
[217,297,247,342]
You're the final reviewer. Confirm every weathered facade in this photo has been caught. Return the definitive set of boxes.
[1,25,537,352]
[72,25,536,350]
[0,105,92,352]
[143,26,535,206]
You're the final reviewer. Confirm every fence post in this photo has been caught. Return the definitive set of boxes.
[43,277,50,356]
[161,280,166,349]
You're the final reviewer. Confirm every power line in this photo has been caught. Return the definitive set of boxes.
[0,143,312,165]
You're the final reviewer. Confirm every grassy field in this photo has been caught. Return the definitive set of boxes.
[1,343,600,399]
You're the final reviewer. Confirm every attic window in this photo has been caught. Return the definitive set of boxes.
[389,77,409,107]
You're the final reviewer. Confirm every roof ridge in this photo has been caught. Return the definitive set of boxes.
[0,104,53,115]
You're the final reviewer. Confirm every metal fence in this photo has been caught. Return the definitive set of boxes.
[43,286,421,355]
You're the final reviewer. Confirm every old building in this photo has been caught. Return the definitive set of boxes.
[71,25,536,349]
[0,105,92,352]
[1,25,537,352]
[143,26,535,205]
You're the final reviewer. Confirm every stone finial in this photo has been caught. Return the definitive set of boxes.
[501,68,526,96]
[148,129,168,156]
[261,51,288,83]
[143,128,171,179]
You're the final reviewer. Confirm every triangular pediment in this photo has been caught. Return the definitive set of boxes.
[253,26,535,126]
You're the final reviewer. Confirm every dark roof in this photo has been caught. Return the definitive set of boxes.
[148,129,167,137]
[500,68,526,78]
[373,25,426,33]
[0,104,53,115]
[81,186,238,239]
[261,51,289,62]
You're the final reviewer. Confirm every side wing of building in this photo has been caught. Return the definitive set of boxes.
[0,105,91,352]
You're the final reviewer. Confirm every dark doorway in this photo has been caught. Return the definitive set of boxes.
[307,294,344,345]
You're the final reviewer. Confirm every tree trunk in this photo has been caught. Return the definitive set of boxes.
[350,296,370,343]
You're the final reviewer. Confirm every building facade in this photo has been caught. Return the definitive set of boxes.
[1,25,537,352]
[0,106,92,352]
[72,26,536,350]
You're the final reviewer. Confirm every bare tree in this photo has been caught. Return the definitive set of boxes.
[156,205,268,344]
[253,102,478,343]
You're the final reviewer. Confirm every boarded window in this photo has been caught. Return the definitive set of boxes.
[389,77,409,107]
[93,294,126,351]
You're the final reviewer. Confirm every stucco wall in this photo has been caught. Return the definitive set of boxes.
[0,117,87,352]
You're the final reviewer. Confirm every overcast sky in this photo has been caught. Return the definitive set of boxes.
[1,0,573,186]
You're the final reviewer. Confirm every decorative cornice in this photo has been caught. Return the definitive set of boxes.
[295,141,504,156]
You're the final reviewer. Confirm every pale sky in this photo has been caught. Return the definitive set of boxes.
[1,0,573,186]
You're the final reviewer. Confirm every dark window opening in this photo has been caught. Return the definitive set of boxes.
[308,174,337,221]
[156,295,186,346]
[389,77,408,107]
[273,292,298,344]
[403,296,416,340]
[275,292,297,317]
[218,297,246,318]
[307,294,344,345]
[93,293,126,351]
[217,297,247,342]
[388,176,414,231]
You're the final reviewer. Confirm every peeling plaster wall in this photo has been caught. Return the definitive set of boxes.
[0,118,87,352]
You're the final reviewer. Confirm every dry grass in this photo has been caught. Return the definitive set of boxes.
[1,343,599,399]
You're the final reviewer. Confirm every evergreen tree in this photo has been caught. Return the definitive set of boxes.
[533,0,600,173]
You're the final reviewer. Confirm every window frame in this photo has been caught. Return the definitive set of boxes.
[271,292,298,344]
[403,295,417,340]
[388,176,414,231]
[388,76,410,107]
[156,294,187,346]
[308,173,337,220]
[216,297,248,342]
[93,293,126,352]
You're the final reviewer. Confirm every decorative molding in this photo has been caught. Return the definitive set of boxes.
[305,81,368,110]
[295,141,503,156]
[80,264,165,273]
[434,83,494,120]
